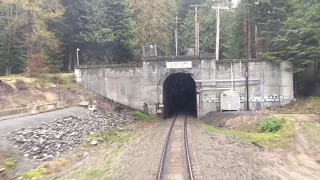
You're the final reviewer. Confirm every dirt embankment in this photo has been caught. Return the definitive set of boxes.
[0,74,96,111]
[201,110,320,179]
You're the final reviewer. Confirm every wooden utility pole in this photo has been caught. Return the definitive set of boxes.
[212,1,230,60]
[190,4,203,56]
[245,7,252,111]
[243,18,248,58]
[173,16,181,56]
[247,8,252,59]
[255,25,259,59]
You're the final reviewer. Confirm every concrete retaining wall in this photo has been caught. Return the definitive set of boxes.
[75,65,144,110]
[75,58,294,118]
[0,102,64,120]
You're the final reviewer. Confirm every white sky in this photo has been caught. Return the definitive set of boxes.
[232,0,240,7]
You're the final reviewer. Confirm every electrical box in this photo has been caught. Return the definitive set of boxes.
[220,91,240,112]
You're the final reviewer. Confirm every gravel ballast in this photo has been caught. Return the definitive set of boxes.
[5,110,134,160]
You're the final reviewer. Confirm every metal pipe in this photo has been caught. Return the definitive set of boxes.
[260,61,265,109]
[195,78,260,83]
[197,88,231,92]
[246,62,249,111]
[240,60,242,75]
[231,61,234,91]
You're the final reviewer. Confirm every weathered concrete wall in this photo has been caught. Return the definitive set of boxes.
[209,60,294,112]
[75,65,144,110]
[75,58,294,118]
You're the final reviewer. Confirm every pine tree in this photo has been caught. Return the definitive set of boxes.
[132,0,176,56]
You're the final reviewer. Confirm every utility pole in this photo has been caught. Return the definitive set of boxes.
[212,1,230,60]
[247,8,252,60]
[173,16,181,56]
[190,4,203,56]
[244,6,252,111]
[76,48,80,66]
[255,25,260,59]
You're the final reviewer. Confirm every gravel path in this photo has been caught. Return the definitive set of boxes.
[188,117,278,180]
[271,114,320,180]
[107,119,172,180]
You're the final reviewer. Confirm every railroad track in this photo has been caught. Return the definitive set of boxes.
[156,112,194,180]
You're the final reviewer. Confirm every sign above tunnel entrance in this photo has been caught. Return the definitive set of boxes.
[166,61,192,69]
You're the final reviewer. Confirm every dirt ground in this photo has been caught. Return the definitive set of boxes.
[270,114,320,179]
[201,111,271,131]
[199,112,320,180]
[1,75,320,179]
[18,112,316,180]
[0,74,99,111]
[36,120,163,180]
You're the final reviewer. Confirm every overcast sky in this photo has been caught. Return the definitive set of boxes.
[232,0,240,7]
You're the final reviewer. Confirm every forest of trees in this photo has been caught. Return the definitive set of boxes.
[0,0,319,94]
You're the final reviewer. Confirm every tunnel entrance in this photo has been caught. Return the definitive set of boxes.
[163,73,197,119]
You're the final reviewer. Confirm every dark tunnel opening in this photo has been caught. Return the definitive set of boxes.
[163,73,197,119]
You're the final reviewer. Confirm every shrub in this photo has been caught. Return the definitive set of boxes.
[133,111,150,121]
[20,167,47,180]
[258,117,285,133]
[3,158,16,169]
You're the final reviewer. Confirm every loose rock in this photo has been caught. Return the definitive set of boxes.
[6,110,134,161]
[0,168,5,173]
[90,140,98,146]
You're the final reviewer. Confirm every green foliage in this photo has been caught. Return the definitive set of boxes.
[303,121,320,147]
[1,0,319,94]
[3,158,16,169]
[84,170,104,180]
[133,111,152,121]
[20,167,48,180]
[201,119,294,149]
[258,118,285,133]
[278,97,320,114]
[132,0,176,56]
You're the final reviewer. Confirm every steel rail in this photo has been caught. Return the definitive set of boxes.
[156,113,178,180]
[184,112,194,180]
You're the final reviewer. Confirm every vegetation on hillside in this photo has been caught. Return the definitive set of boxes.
[278,97,320,114]
[201,117,294,149]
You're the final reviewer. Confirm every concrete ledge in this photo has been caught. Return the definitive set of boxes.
[75,64,143,69]
[0,102,65,121]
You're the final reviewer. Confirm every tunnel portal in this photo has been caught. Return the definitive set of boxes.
[163,73,197,119]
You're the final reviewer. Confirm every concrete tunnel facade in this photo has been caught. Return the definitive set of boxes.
[74,55,294,119]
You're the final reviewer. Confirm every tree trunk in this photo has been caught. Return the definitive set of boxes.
[68,50,72,72]
[5,66,11,76]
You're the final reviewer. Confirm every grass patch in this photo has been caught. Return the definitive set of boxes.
[133,111,157,122]
[201,119,294,149]
[84,170,105,180]
[278,97,320,114]
[0,73,76,88]
[303,121,320,146]
[20,167,48,180]
[83,130,130,148]
[3,158,16,169]
[46,73,77,87]
[69,135,127,180]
